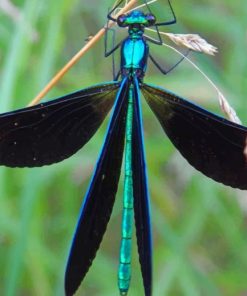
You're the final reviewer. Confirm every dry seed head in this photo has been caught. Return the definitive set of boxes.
[164,33,218,55]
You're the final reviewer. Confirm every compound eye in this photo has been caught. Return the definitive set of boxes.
[117,14,128,27]
[146,13,156,26]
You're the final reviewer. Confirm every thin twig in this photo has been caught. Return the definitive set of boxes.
[128,0,158,12]
[154,38,241,124]
[111,0,127,15]
[113,0,158,13]
[28,0,138,106]
[145,35,240,123]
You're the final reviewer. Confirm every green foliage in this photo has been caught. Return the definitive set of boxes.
[0,0,247,295]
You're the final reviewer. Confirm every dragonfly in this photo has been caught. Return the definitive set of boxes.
[1,0,247,295]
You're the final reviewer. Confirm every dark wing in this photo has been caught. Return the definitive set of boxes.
[0,82,120,167]
[133,78,152,296]
[141,83,247,190]
[64,78,129,296]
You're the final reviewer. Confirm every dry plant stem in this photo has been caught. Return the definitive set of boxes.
[150,37,241,124]
[128,0,158,12]
[165,43,241,124]
[145,30,240,123]
[28,0,138,107]
[114,0,158,13]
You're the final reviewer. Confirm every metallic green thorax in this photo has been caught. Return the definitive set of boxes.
[118,86,134,295]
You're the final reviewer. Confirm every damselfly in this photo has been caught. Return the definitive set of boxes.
[0,1,247,295]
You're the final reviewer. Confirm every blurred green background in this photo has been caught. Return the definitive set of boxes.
[0,0,247,295]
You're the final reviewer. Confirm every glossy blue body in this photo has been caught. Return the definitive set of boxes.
[119,11,150,80]
[121,36,149,78]
[118,12,151,295]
